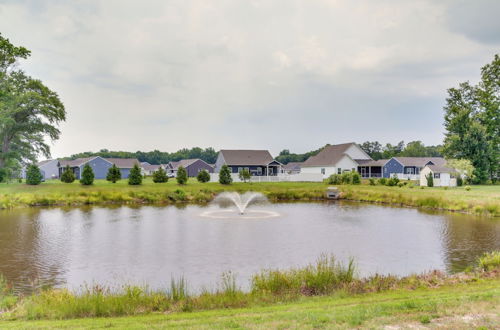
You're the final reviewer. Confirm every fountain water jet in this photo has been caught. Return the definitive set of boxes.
[213,192,267,214]
[199,192,280,219]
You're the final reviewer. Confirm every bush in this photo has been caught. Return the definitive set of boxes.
[341,172,352,184]
[426,173,434,187]
[219,165,232,185]
[80,164,94,185]
[0,168,8,183]
[465,185,471,191]
[397,182,404,188]
[456,176,463,186]
[26,164,43,185]
[351,172,361,184]
[327,174,342,185]
[176,166,188,185]
[128,164,143,185]
[238,169,251,183]
[478,251,500,271]
[197,170,210,183]
[60,165,75,183]
[106,164,121,183]
[386,177,397,186]
[153,167,168,183]
[369,178,376,185]
[378,178,387,185]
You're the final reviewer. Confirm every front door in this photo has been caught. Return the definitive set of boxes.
[360,167,366,177]
[268,167,274,175]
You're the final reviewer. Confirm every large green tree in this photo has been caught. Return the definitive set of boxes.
[443,54,499,183]
[0,33,65,173]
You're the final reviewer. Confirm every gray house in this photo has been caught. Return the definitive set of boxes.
[382,157,446,179]
[214,150,283,176]
[21,159,60,180]
[283,162,302,174]
[58,157,140,179]
[166,159,214,177]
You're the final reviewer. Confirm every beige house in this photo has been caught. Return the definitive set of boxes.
[419,165,458,187]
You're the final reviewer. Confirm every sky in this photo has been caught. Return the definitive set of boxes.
[0,0,499,158]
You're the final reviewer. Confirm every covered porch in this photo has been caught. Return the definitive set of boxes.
[356,159,388,178]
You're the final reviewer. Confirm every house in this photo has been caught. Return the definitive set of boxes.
[301,143,372,178]
[383,157,446,179]
[419,165,458,187]
[282,162,303,174]
[58,157,140,179]
[141,162,164,176]
[214,150,282,176]
[166,159,214,177]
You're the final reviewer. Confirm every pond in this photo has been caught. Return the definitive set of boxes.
[0,202,498,293]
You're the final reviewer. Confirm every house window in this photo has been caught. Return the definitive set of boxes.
[321,168,326,175]
[351,168,355,172]
[337,168,342,174]
[244,167,249,172]
[257,167,262,175]
[434,173,440,179]
[406,168,414,174]
[238,167,243,173]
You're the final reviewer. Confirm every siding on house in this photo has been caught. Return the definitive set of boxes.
[80,157,112,180]
[383,158,404,178]
[185,159,214,177]
[38,160,59,180]
[301,155,359,179]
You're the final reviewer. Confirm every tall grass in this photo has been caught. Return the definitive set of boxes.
[251,255,355,295]
[2,252,499,320]
[478,251,500,271]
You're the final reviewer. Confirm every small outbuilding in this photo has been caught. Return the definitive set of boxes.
[419,165,458,187]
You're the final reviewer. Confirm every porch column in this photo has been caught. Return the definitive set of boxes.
[369,166,371,178]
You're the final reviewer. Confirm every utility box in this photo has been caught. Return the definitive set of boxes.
[326,187,340,199]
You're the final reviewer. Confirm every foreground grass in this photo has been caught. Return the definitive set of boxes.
[2,279,499,329]
[0,179,498,216]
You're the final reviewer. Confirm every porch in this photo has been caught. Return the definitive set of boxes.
[357,166,383,178]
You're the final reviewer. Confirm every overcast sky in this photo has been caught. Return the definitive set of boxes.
[0,0,499,157]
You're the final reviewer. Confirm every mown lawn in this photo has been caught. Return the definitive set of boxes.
[0,179,498,216]
[2,278,498,329]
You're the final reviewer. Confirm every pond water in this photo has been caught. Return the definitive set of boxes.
[0,202,498,293]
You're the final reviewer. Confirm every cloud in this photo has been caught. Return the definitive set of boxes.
[0,0,497,157]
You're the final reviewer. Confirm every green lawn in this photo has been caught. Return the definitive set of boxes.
[0,179,498,216]
[2,278,498,329]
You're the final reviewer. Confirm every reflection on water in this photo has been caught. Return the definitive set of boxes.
[0,202,498,294]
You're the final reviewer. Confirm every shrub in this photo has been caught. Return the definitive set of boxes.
[327,174,342,185]
[80,164,94,185]
[456,176,463,186]
[219,165,232,185]
[341,172,352,184]
[351,172,361,184]
[478,251,500,271]
[386,177,397,186]
[369,178,376,185]
[60,165,75,183]
[0,168,8,183]
[176,166,188,185]
[152,167,168,183]
[397,182,404,188]
[106,164,121,183]
[128,164,143,185]
[26,164,43,185]
[378,178,387,185]
[465,185,471,191]
[197,170,210,183]
[426,173,434,187]
[238,169,251,183]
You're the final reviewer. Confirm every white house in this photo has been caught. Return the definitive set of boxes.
[301,142,372,179]
[419,165,458,187]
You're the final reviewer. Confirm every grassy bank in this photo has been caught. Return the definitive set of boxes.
[1,252,499,328]
[0,179,498,216]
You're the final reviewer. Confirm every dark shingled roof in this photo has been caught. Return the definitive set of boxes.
[59,157,139,168]
[302,143,360,167]
[393,157,446,167]
[426,165,456,173]
[355,159,389,166]
[219,150,275,166]
[169,159,210,170]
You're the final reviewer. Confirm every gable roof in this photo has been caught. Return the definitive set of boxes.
[426,165,457,173]
[219,150,275,166]
[283,162,303,170]
[58,157,96,167]
[302,143,362,167]
[105,158,140,168]
[169,159,209,170]
[37,159,57,167]
[355,159,389,166]
[393,157,446,167]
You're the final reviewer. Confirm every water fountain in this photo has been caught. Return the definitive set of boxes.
[200,192,280,219]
